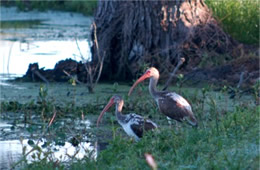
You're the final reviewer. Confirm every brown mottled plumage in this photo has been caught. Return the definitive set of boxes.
[128,67,198,126]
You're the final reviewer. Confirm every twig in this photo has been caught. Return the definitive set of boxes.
[229,71,248,99]
[74,22,104,93]
[32,69,49,86]
[93,22,104,85]
[7,42,14,75]
[75,38,91,76]
[63,70,83,85]
[237,71,246,89]
[75,38,85,62]
[11,141,40,168]
[48,110,56,127]
[11,106,59,169]
[11,117,55,169]
[162,57,185,91]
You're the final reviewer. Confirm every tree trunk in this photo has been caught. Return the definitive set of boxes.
[91,0,236,81]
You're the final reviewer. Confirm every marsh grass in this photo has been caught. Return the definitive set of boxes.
[25,105,258,170]
[1,0,97,16]
[205,0,259,44]
[1,83,259,169]
[73,106,258,170]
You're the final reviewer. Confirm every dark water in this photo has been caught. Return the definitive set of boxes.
[0,7,93,79]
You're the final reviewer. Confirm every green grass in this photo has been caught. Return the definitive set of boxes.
[1,0,97,16]
[76,106,259,170]
[24,105,259,170]
[0,20,42,29]
[62,0,97,16]
[2,0,258,44]
[2,82,257,170]
[205,0,259,44]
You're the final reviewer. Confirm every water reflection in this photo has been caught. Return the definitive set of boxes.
[0,139,96,169]
[0,39,91,76]
[0,140,22,169]
[0,7,93,79]
[0,118,96,169]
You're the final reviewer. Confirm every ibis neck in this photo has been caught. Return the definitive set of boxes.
[149,76,159,98]
[115,101,127,124]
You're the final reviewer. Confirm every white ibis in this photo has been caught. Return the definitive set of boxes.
[128,67,198,127]
[97,95,158,141]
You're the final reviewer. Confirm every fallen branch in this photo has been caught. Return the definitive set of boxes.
[92,22,104,86]
[63,70,83,85]
[237,71,247,89]
[48,110,57,127]
[162,57,185,91]
[32,69,49,86]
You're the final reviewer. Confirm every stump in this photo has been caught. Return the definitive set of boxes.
[91,0,236,81]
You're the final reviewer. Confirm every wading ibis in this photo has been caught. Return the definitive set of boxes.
[97,95,158,141]
[128,67,198,127]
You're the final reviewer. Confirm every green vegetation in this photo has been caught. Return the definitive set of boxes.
[1,0,97,16]
[2,0,258,44]
[205,0,259,44]
[1,82,259,169]
[79,107,259,170]
[0,20,42,29]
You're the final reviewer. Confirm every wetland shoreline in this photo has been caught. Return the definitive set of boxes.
[0,5,259,170]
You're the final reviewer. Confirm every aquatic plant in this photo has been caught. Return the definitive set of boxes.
[0,83,258,169]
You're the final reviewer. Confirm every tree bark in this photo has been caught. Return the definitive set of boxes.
[91,0,236,81]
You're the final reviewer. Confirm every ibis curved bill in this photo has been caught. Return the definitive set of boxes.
[96,95,158,141]
[128,67,198,127]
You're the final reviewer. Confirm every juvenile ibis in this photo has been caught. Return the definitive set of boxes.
[128,67,198,127]
[97,95,158,141]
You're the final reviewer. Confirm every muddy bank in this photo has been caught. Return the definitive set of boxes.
[16,59,88,83]
[185,55,259,87]
[16,55,259,89]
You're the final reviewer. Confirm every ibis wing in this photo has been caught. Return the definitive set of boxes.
[158,94,191,121]
[157,92,198,126]
[130,119,157,138]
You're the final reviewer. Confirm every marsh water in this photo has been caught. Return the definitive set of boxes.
[0,6,256,170]
[0,81,132,169]
[0,81,255,169]
[0,7,96,169]
[1,7,92,79]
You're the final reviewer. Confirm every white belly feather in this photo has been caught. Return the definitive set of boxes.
[119,120,139,141]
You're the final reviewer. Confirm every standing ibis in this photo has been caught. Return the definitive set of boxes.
[97,95,158,141]
[128,67,198,127]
